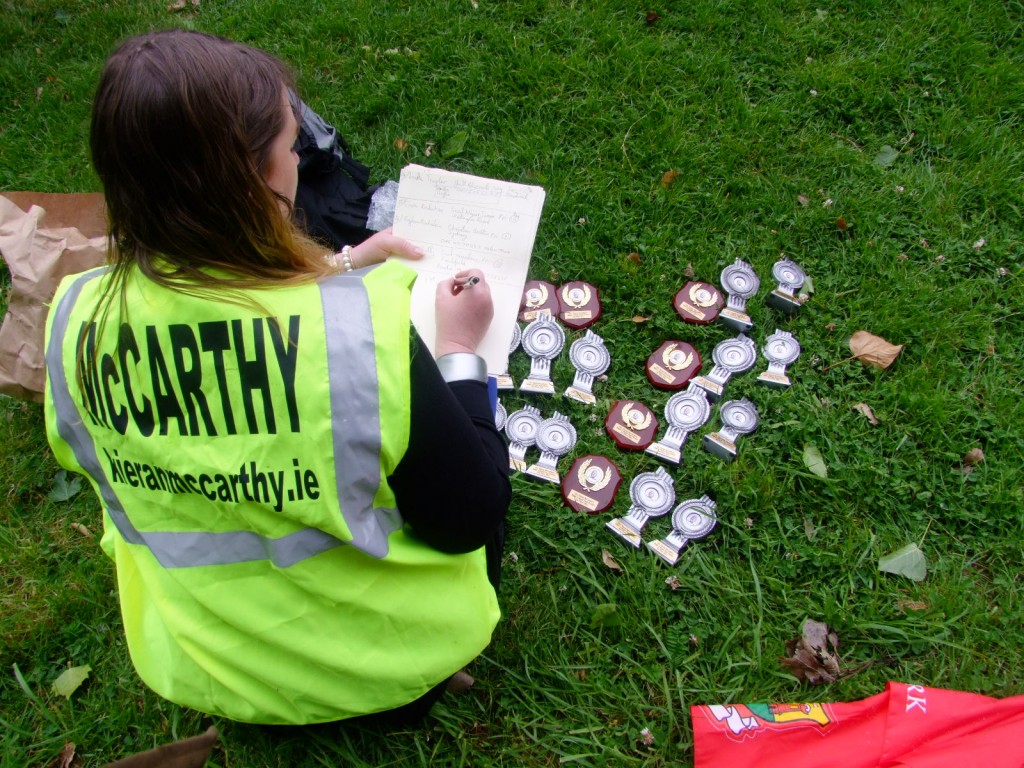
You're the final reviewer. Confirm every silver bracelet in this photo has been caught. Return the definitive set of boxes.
[340,245,355,272]
[435,353,488,383]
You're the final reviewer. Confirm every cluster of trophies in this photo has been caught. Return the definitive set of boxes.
[493,257,811,562]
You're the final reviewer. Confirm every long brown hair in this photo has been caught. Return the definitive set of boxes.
[90,29,331,293]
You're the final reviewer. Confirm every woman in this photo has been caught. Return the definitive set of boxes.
[44,29,510,726]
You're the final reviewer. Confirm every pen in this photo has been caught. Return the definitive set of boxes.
[454,275,481,288]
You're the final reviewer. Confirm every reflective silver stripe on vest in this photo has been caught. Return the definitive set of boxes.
[45,269,388,569]
[320,269,402,559]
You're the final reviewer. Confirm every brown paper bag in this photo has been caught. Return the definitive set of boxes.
[0,193,108,402]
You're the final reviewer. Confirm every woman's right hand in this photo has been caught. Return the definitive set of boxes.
[434,270,493,357]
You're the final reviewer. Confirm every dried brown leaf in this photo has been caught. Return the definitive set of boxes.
[963,447,984,466]
[626,251,642,265]
[47,743,76,768]
[602,549,623,573]
[683,263,696,278]
[779,619,841,685]
[660,170,680,189]
[853,402,880,425]
[836,217,849,231]
[645,12,662,25]
[71,522,93,538]
[631,315,652,323]
[849,330,904,369]
[897,599,929,613]
[446,669,475,694]
[393,138,408,151]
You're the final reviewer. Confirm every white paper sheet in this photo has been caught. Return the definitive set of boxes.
[391,164,546,374]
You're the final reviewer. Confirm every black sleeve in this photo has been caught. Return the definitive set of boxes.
[387,333,511,554]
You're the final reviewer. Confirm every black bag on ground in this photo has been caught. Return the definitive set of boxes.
[293,102,376,251]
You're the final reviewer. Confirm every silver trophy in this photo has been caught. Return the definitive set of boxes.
[703,398,760,462]
[525,412,578,483]
[520,313,566,394]
[506,405,542,472]
[494,400,507,432]
[717,259,760,332]
[690,334,757,402]
[606,467,675,548]
[648,495,718,565]
[758,330,801,389]
[494,323,522,391]
[766,257,808,314]
[564,330,611,405]
[645,387,712,464]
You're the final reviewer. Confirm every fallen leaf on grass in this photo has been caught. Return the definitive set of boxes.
[645,12,661,25]
[797,194,810,207]
[803,516,817,541]
[683,263,696,278]
[52,665,91,699]
[879,543,928,582]
[626,251,642,265]
[632,315,652,323]
[660,170,680,188]
[442,130,468,157]
[602,549,623,573]
[802,444,828,478]
[48,470,82,502]
[71,522,93,538]
[591,603,622,629]
[779,619,841,684]
[445,670,475,694]
[897,599,929,613]
[873,145,899,167]
[48,743,75,768]
[836,216,849,231]
[962,447,984,466]
[849,330,904,369]
[393,138,408,151]
[853,402,881,425]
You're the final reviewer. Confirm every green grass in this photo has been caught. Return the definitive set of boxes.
[2,0,1023,765]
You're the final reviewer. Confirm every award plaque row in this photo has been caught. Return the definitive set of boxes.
[496,257,810,563]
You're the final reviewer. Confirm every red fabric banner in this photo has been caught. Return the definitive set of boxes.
[693,682,1024,768]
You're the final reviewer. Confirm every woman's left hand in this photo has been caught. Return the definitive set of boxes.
[347,228,424,267]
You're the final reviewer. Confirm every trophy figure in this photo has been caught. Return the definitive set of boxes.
[757,330,801,389]
[689,334,757,402]
[495,400,507,432]
[604,400,659,451]
[674,280,725,325]
[565,330,611,405]
[703,398,760,462]
[494,323,522,391]
[645,387,712,465]
[520,312,566,394]
[519,280,559,322]
[717,259,760,332]
[525,412,578,483]
[505,405,542,472]
[558,281,602,329]
[606,467,675,548]
[765,257,808,314]
[646,340,702,390]
[648,495,718,565]
[562,455,623,514]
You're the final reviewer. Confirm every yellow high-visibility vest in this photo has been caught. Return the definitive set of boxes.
[45,260,499,724]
